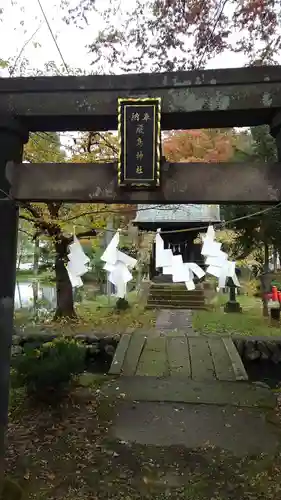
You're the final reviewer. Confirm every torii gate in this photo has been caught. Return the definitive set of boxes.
[1,65,281,473]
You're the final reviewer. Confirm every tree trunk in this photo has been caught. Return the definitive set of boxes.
[262,241,270,317]
[277,249,281,271]
[273,247,278,272]
[16,282,22,309]
[264,242,269,273]
[32,281,39,311]
[33,236,40,276]
[54,239,76,320]
[16,242,22,271]
[136,264,142,294]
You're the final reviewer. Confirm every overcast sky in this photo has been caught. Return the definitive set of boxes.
[2,0,279,148]
[1,0,252,75]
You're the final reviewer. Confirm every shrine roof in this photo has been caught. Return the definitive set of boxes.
[133,204,220,224]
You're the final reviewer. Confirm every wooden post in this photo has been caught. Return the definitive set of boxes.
[0,119,28,489]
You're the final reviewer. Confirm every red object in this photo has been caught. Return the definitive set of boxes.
[278,292,281,303]
[272,286,278,301]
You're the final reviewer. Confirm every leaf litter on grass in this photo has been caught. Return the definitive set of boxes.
[14,292,157,337]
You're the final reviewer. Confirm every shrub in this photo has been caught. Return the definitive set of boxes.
[115,298,130,311]
[13,337,86,401]
[1,478,24,500]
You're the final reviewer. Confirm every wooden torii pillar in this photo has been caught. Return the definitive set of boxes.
[1,65,281,484]
[0,118,28,480]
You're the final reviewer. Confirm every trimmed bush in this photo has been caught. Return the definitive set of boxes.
[115,298,130,311]
[13,337,86,401]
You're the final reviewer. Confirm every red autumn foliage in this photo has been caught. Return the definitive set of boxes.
[163,129,235,163]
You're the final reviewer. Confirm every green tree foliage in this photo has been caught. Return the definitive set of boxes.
[223,125,281,271]
[20,132,135,319]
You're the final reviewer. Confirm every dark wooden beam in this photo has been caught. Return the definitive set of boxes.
[7,161,281,203]
[0,121,28,479]
[1,66,281,131]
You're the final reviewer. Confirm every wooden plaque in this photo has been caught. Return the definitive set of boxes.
[117,97,161,188]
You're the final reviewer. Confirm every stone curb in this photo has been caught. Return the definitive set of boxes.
[233,336,281,363]
[11,333,119,359]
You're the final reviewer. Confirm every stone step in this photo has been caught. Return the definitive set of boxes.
[150,300,205,304]
[150,285,204,291]
[146,304,208,310]
[102,377,276,408]
[150,294,203,298]
[150,290,204,294]
[149,290,205,297]
[147,297,205,309]
[148,296,206,305]
[148,281,207,310]
[149,293,205,301]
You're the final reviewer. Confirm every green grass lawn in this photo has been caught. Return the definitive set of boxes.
[193,293,281,337]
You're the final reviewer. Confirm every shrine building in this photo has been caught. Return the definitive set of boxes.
[133,204,221,281]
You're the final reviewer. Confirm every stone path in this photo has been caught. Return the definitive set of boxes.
[111,400,279,457]
[155,308,197,336]
[101,377,279,457]
[104,305,281,461]
[104,377,274,407]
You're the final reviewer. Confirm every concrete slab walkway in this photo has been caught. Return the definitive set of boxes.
[111,400,280,457]
[102,376,279,458]
[155,308,197,336]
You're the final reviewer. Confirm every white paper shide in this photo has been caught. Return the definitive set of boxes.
[66,235,90,288]
[155,229,205,290]
[101,230,137,298]
[201,225,240,288]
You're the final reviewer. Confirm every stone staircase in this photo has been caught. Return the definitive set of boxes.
[146,282,207,310]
